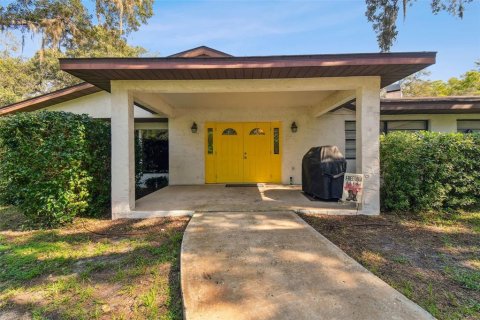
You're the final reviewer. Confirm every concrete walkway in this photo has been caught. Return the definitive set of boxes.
[133,185,357,218]
[181,211,434,320]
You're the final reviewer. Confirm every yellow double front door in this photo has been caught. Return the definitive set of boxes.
[205,122,281,183]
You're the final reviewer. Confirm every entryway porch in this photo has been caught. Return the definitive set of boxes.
[110,77,382,219]
[58,48,437,219]
[122,184,357,219]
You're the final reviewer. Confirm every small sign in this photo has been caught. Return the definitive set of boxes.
[342,173,364,204]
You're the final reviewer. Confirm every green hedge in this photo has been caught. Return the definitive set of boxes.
[380,131,480,213]
[0,111,110,226]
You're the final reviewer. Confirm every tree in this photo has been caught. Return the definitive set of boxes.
[402,67,480,97]
[0,29,148,107]
[0,33,36,106]
[0,0,153,53]
[0,56,35,106]
[0,1,151,106]
[28,27,147,94]
[67,26,147,58]
[366,0,474,52]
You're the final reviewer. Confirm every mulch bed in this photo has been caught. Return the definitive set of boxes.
[299,213,480,320]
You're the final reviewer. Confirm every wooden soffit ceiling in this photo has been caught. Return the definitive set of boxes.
[60,51,436,91]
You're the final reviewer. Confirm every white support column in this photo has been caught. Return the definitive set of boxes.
[355,81,381,215]
[111,84,135,219]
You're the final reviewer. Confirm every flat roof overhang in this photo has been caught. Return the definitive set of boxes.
[0,82,101,116]
[0,82,157,116]
[59,52,436,91]
[380,97,480,114]
[338,96,480,114]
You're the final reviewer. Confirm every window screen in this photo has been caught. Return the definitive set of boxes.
[346,120,429,159]
[380,120,428,134]
[457,120,480,133]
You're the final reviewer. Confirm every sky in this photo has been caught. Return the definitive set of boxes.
[5,0,480,81]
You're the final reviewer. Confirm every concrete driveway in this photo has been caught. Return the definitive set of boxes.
[181,211,434,320]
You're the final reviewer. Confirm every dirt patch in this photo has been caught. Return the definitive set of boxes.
[300,213,480,320]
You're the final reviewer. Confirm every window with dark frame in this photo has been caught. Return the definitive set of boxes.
[345,120,429,160]
[344,121,356,160]
[273,127,280,154]
[249,128,266,135]
[457,120,480,133]
[380,120,428,134]
[135,129,169,173]
[207,128,214,154]
[222,128,237,135]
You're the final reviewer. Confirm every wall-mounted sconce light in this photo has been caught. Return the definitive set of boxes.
[191,122,198,133]
[291,121,298,133]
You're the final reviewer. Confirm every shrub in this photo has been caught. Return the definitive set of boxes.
[0,111,110,226]
[380,131,480,213]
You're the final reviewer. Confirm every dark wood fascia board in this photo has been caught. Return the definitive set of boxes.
[0,83,102,116]
[381,106,480,114]
[134,118,168,123]
[0,83,161,116]
[381,97,480,114]
[381,109,480,114]
[60,52,436,71]
[97,118,168,123]
[59,52,436,91]
[337,97,480,114]
[381,97,480,103]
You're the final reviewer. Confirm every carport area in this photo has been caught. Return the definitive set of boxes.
[58,49,436,219]
[127,185,357,218]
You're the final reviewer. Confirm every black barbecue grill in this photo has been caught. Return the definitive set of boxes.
[302,146,347,200]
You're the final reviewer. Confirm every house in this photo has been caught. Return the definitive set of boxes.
[1,46,479,219]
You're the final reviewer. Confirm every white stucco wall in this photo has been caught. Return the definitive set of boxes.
[45,92,112,117]
[44,91,160,119]
[38,83,479,187]
[168,106,356,185]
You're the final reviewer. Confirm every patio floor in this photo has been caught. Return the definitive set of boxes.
[132,184,357,218]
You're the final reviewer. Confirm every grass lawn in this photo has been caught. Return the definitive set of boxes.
[0,206,190,320]
[300,212,480,320]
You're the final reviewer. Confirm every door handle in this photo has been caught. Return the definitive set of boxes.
[243,152,247,159]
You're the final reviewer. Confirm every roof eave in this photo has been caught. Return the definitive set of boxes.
[58,52,436,92]
[0,83,101,116]
[59,52,436,70]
